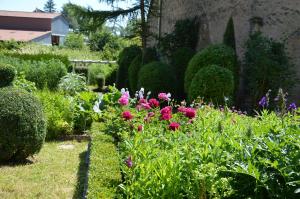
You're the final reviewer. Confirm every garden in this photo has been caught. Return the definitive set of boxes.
[0,2,299,199]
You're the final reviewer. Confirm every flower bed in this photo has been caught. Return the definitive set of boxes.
[96,87,300,198]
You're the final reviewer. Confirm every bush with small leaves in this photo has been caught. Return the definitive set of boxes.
[0,63,16,87]
[0,87,46,162]
[116,45,141,89]
[184,44,236,93]
[188,65,234,104]
[138,61,177,97]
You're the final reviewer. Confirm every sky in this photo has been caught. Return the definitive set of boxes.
[0,0,131,12]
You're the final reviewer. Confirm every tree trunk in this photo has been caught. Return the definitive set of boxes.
[140,0,147,52]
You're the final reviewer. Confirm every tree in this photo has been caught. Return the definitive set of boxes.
[68,0,154,51]
[44,0,56,13]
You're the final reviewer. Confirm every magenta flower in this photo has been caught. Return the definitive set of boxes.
[161,113,172,121]
[139,98,147,104]
[141,103,151,110]
[148,112,155,117]
[122,111,133,120]
[137,125,143,132]
[185,108,196,119]
[149,98,160,108]
[178,106,187,113]
[169,122,180,131]
[158,93,171,101]
[160,106,172,115]
[125,156,133,168]
[119,96,129,106]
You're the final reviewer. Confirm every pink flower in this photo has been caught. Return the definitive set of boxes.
[148,112,155,117]
[178,106,187,113]
[161,113,172,121]
[141,103,151,110]
[158,93,171,101]
[160,106,172,115]
[119,96,129,106]
[149,98,160,108]
[169,122,180,131]
[139,98,147,104]
[137,125,143,132]
[136,105,142,111]
[185,108,196,119]
[122,111,133,120]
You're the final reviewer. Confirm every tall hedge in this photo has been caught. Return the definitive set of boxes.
[0,87,46,162]
[128,48,158,92]
[188,65,234,104]
[116,46,141,89]
[170,47,195,99]
[184,44,236,93]
[138,61,177,97]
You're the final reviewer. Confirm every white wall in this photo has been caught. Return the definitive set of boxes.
[51,16,69,44]
[32,33,52,45]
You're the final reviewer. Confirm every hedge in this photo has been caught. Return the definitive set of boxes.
[87,122,121,199]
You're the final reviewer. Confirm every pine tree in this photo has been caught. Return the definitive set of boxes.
[44,0,56,13]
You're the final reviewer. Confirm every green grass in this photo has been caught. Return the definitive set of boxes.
[0,141,88,199]
[87,123,121,199]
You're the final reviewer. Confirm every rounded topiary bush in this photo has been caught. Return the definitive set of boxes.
[138,61,177,97]
[128,48,158,92]
[188,65,234,104]
[116,45,141,89]
[0,63,16,87]
[0,87,46,162]
[184,44,236,93]
[170,47,195,98]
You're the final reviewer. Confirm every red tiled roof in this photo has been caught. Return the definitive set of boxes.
[0,10,61,19]
[0,29,51,41]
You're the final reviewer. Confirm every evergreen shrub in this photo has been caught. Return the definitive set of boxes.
[0,63,16,87]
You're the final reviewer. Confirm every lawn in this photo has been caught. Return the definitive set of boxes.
[0,141,88,199]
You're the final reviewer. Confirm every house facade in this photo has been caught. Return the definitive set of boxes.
[148,0,300,102]
[0,10,69,45]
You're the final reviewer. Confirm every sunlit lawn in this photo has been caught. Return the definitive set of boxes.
[0,141,88,199]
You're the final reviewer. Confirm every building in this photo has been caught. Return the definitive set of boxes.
[148,0,300,102]
[0,10,69,45]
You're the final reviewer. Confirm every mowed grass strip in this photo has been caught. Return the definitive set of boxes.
[0,141,88,199]
[87,122,121,199]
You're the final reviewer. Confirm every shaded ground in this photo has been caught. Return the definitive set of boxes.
[0,141,88,199]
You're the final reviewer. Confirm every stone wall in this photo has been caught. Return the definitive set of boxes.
[148,0,300,102]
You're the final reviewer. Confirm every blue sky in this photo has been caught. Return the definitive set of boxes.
[0,0,130,12]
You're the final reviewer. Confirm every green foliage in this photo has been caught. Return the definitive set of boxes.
[188,65,234,104]
[138,61,177,97]
[96,74,105,89]
[5,52,71,71]
[13,72,37,92]
[87,123,121,199]
[0,63,16,87]
[44,0,56,13]
[58,73,88,96]
[87,63,118,86]
[184,44,236,93]
[128,48,158,92]
[35,90,74,140]
[116,45,141,89]
[73,91,98,132]
[100,90,300,198]
[170,47,195,98]
[0,40,23,50]
[64,33,85,50]
[244,33,295,108]
[0,87,46,162]
[159,17,199,57]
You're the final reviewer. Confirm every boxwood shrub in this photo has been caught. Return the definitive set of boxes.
[128,48,158,92]
[116,45,141,89]
[138,61,177,97]
[184,44,236,93]
[0,87,46,162]
[188,65,234,104]
[0,63,16,87]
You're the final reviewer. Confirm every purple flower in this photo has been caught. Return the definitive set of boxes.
[288,103,297,111]
[125,156,133,168]
[259,96,268,108]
